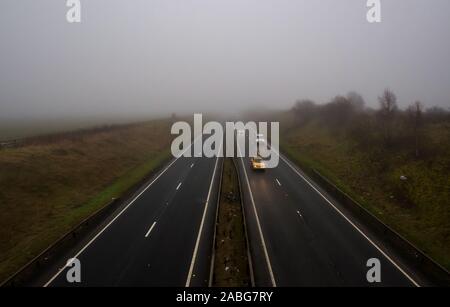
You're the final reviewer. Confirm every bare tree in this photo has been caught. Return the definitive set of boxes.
[425,106,450,123]
[322,96,355,128]
[407,101,423,158]
[346,91,365,111]
[292,99,316,126]
[378,88,398,146]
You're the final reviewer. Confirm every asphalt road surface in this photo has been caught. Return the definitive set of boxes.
[238,143,426,286]
[236,143,423,287]
[37,133,428,287]
[44,137,223,287]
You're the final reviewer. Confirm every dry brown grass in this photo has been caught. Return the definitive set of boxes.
[0,119,172,282]
[282,120,450,271]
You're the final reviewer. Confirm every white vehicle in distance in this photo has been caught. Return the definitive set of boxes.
[256,133,266,144]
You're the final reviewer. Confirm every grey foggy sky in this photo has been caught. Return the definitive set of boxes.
[1,0,450,119]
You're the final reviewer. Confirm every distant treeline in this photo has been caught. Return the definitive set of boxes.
[291,89,450,159]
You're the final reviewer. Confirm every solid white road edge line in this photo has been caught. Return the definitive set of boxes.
[273,148,420,287]
[185,142,223,287]
[238,143,277,287]
[250,128,418,286]
[43,136,202,287]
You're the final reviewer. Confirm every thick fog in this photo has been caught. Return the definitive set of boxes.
[1,0,450,120]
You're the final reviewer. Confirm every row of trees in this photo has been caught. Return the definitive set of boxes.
[292,89,449,158]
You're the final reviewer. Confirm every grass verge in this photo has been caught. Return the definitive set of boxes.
[0,119,172,282]
[281,121,450,271]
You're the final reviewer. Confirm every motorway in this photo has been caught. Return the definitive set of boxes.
[37,133,426,287]
[237,143,422,287]
[43,137,223,287]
